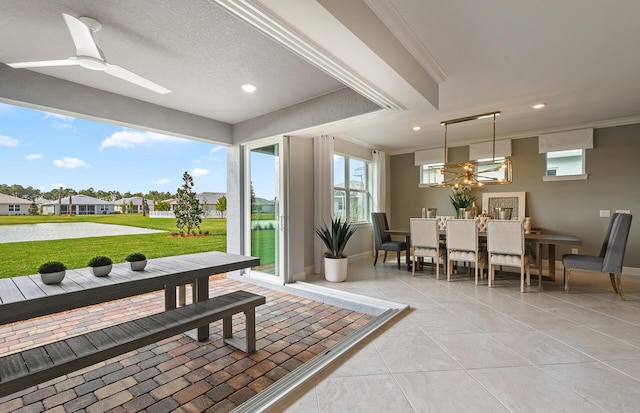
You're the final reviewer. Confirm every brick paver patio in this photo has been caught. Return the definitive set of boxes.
[0,278,374,412]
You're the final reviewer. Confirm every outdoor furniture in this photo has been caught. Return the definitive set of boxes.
[562,213,632,300]
[0,290,265,398]
[372,212,407,269]
[410,218,445,278]
[446,218,486,284]
[487,219,533,292]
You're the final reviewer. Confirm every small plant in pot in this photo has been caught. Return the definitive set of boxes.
[125,252,147,271]
[315,217,357,282]
[88,255,113,277]
[37,260,67,285]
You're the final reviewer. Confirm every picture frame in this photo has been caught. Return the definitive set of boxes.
[482,191,526,219]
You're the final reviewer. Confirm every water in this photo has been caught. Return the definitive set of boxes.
[0,222,164,243]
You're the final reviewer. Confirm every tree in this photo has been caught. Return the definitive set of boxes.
[174,171,203,235]
[215,195,227,218]
[28,202,39,216]
[155,200,171,211]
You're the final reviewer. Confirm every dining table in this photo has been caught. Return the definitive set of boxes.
[385,228,581,280]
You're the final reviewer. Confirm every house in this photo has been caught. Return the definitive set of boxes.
[114,197,154,214]
[157,192,226,218]
[2,1,640,410]
[41,194,116,215]
[0,193,33,215]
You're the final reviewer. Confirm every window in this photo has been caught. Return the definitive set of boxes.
[546,149,585,177]
[333,154,370,222]
[8,204,20,212]
[475,157,508,182]
[420,163,444,186]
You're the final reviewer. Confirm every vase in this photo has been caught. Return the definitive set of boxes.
[91,265,112,277]
[324,257,348,282]
[40,271,65,285]
[129,260,147,271]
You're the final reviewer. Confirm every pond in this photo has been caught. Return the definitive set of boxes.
[0,222,165,243]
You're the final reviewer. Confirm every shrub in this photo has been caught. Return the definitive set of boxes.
[38,261,67,274]
[88,255,113,267]
[125,252,146,262]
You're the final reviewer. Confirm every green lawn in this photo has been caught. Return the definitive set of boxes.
[0,214,227,278]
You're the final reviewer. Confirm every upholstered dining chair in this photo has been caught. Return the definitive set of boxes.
[410,218,445,278]
[446,218,487,284]
[487,219,534,292]
[371,212,407,269]
[562,213,632,300]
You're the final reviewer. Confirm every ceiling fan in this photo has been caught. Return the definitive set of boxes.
[6,13,171,94]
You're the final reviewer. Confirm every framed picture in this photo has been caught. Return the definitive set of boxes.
[482,192,526,219]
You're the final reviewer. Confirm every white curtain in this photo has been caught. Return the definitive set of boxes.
[314,136,334,274]
[372,150,386,213]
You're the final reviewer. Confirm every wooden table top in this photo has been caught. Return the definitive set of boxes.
[386,229,581,245]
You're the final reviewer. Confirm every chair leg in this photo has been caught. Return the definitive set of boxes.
[373,249,379,266]
[397,251,401,270]
[609,273,619,293]
[520,262,525,293]
[564,268,570,293]
[613,273,626,301]
[383,251,388,263]
[447,251,451,282]
[488,254,493,288]
[474,254,479,285]
[537,263,543,292]
[412,248,416,277]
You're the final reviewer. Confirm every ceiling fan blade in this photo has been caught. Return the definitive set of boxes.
[62,13,102,59]
[7,58,80,69]
[104,64,171,94]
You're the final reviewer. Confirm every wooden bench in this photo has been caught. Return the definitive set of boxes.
[0,290,265,398]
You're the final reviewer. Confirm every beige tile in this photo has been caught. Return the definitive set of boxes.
[469,366,604,412]
[430,333,531,369]
[488,331,594,365]
[316,374,414,413]
[541,362,640,412]
[394,370,509,413]
[409,309,482,335]
[373,335,461,373]
[542,325,640,361]
[326,343,390,378]
[605,359,640,381]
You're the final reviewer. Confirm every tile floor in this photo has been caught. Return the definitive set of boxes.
[272,258,640,413]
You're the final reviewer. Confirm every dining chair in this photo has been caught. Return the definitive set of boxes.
[487,219,534,292]
[410,218,445,278]
[446,218,486,284]
[562,213,632,300]
[371,212,407,269]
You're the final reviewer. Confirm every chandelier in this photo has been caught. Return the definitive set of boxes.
[426,111,512,188]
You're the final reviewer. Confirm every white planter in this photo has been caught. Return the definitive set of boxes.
[324,257,348,282]
[129,260,147,271]
[40,271,65,285]
[91,265,112,277]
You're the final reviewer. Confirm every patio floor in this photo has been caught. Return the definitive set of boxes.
[0,278,374,412]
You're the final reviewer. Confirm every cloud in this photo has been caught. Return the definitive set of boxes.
[209,145,225,153]
[155,178,170,185]
[24,153,43,160]
[43,112,75,122]
[42,111,75,130]
[53,157,91,169]
[51,183,68,189]
[191,168,210,177]
[100,129,184,149]
[0,135,19,147]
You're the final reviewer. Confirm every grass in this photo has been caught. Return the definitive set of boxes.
[0,214,227,278]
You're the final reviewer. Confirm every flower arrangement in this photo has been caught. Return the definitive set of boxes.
[449,186,477,212]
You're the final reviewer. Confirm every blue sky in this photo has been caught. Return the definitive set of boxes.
[0,103,227,195]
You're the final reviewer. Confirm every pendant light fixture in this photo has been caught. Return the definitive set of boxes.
[425,111,512,188]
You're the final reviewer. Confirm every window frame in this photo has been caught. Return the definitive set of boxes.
[333,153,371,223]
[419,163,444,188]
[543,149,588,181]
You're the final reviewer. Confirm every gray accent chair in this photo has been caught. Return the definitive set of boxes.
[371,212,407,270]
[562,213,632,300]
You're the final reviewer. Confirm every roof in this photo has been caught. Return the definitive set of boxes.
[0,193,32,204]
[40,194,115,206]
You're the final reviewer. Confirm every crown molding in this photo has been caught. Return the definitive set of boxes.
[363,0,447,84]
[214,0,405,112]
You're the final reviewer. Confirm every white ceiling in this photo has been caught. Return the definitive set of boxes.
[2,0,640,154]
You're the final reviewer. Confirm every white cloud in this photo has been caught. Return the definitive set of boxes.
[0,135,19,147]
[209,145,225,153]
[51,183,68,189]
[100,129,184,149]
[43,112,75,122]
[42,111,75,130]
[25,153,43,160]
[155,178,170,185]
[191,168,210,177]
[53,157,91,169]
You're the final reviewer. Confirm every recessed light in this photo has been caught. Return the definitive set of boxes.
[412,126,421,131]
[531,103,546,109]
[241,84,257,93]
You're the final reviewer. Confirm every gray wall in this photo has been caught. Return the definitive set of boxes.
[390,123,640,268]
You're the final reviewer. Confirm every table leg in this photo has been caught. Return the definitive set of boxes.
[195,275,210,341]
[405,235,411,271]
[548,244,556,281]
[164,284,176,311]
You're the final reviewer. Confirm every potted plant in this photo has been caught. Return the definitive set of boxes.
[37,260,66,285]
[315,217,357,282]
[88,255,113,277]
[125,252,147,271]
[449,186,477,218]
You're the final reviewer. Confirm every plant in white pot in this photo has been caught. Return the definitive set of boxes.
[125,252,147,271]
[37,260,67,285]
[88,255,113,277]
[315,217,357,282]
